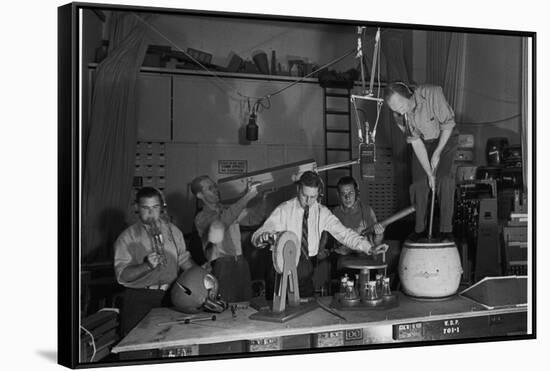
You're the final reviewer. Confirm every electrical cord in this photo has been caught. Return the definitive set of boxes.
[370,31,383,140]
[80,325,97,362]
[351,28,384,144]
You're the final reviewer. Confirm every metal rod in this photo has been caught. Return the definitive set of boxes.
[428,187,436,239]
[368,29,380,95]
[157,315,217,326]
[357,26,366,94]
[350,94,384,103]
[316,159,360,173]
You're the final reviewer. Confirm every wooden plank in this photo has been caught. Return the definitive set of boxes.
[112,293,526,353]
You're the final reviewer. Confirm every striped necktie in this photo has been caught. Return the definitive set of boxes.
[301,205,309,259]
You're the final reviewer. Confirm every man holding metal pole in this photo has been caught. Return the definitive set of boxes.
[384,82,459,242]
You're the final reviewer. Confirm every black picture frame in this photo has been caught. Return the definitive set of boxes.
[58,2,536,369]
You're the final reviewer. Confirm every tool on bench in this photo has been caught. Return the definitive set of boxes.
[157,315,217,326]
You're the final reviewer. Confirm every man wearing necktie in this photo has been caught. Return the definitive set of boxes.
[252,171,388,297]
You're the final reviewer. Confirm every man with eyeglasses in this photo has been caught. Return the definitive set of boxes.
[114,187,197,336]
[252,171,388,298]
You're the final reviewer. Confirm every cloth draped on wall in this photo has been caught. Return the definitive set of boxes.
[82,12,151,264]
[425,32,467,121]
[381,30,410,83]
[426,31,451,87]
[442,33,467,122]
[520,37,529,194]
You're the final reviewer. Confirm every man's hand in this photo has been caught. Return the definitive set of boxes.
[360,238,373,255]
[201,262,212,273]
[430,149,441,172]
[255,232,275,247]
[246,180,261,198]
[145,252,162,269]
[371,243,389,255]
[208,220,225,244]
[428,174,436,191]
[317,249,330,260]
[373,223,385,235]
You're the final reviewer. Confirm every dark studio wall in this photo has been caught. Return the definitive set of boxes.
[412,31,524,166]
[82,9,413,245]
[459,33,523,165]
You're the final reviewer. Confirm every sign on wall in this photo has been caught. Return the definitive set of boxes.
[218,160,248,175]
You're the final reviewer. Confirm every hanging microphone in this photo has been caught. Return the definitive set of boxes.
[359,141,376,180]
[246,112,258,141]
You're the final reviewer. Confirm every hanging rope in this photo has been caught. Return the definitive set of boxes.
[351,27,384,145]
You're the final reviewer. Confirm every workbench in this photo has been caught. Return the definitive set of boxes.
[112,293,527,360]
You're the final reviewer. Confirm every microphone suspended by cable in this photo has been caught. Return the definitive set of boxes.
[246,112,258,141]
[359,142,376,180]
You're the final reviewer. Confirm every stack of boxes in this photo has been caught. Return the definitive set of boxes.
[129,141,167,221]
[134,141,167,190]
[503,194,528,275]
[503,224,528,275]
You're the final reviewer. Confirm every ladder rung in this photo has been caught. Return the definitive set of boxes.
[325,93,349,98]
[326,129,351,133]
[326,167,352,174]
[325,110,349,115]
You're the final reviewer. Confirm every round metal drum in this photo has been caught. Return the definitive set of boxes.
[398,240,463,298]
[271,231,300,274]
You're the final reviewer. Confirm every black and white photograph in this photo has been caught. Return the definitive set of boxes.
[56,1,539,368]
[4,0,546,370]
[55,3,536,366]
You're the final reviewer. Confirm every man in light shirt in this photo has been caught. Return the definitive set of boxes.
[384,83,459,242]
[192,175,258,303]
[114,187,196,336]
[252,171,388,297]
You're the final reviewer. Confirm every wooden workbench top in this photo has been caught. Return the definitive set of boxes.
[112,293,526,353]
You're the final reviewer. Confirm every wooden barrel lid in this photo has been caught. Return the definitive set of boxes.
[339,255,387,270]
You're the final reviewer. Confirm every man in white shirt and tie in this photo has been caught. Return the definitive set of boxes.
[252,171,388,297]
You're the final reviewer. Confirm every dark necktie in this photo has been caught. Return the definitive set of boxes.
[404,113,413,137]
[301,206,309,259]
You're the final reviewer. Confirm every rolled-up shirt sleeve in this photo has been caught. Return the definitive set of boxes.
[321,209,370,253]
[113,233,136,285]
[406,135,422,144]
[431,86,456,130]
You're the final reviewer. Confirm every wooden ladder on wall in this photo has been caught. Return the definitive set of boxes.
[322,86,354,208]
